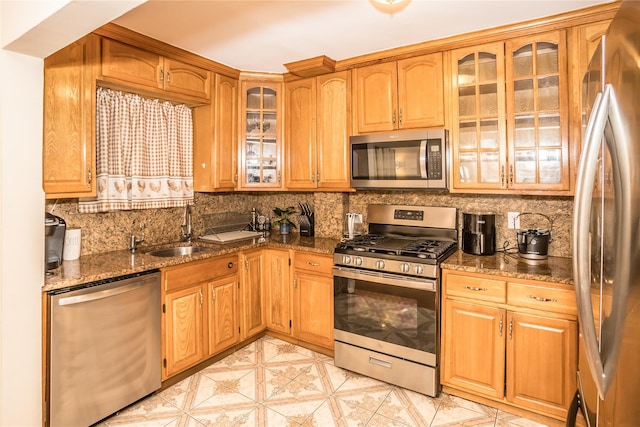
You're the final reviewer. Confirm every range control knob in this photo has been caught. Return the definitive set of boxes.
[354,257,363,266]
[400,263,411,273]
[414,265,424,275]
[342,255,352,265]
[375,260,386,269]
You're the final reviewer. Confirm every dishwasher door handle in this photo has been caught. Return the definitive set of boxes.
[58,282,145,306]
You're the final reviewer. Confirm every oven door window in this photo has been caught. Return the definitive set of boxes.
[334,274,437,354]
[352,141,424,180]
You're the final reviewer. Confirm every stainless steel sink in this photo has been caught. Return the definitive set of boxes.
[145,245,212,257]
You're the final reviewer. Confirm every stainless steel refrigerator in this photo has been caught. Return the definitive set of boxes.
[568,0,640,426]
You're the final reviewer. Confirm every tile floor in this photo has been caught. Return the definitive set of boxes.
[100,336,550,427]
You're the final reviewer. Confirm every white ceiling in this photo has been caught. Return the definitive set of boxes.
[113,0,612,74]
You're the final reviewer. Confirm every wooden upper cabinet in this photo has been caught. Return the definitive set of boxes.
[569,19,611,184]
[285,78,316,189]
[101,39,162,88]
[505,31,569,192]
[101,38,211,101]
[450,31,570,194]
[353,62,397,133]
[450,42,507,192]
[193,73,238,192]
[238,80,283,189]
[316,72,351,189]
[43,34,99,198]
[397,54,445,129]
[285,71,351,190]
[163,58,211,99]
[352,52,444,133]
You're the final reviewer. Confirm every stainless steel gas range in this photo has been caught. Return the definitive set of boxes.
[333,204,457,397]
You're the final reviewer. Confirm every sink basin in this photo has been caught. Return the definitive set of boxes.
[145,245,212,258]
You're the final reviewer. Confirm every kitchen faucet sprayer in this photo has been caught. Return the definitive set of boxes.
[181,204,193,242]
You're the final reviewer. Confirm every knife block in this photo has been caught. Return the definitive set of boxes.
[299,215,314,237]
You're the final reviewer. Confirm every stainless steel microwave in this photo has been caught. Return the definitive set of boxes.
[350,128,448,190]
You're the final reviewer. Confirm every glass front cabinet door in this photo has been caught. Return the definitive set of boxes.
[506,32,569,191]
[450,32,569,193]
[451,42,507,191]
[239,80,283,189]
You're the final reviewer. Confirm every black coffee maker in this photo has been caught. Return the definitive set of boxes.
[45,213,66,270]
[462,213,496,256]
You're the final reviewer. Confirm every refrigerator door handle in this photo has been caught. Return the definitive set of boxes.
[573,83,632,399]
[574,88,607,397]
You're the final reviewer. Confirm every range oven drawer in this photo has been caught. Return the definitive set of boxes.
[334,341,438,397]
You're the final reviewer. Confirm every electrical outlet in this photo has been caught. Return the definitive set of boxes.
[507,212,520,229]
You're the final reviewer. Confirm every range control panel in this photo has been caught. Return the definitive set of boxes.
[394,209,424,221]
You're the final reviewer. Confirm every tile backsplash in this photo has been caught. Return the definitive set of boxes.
[46,190,573,258]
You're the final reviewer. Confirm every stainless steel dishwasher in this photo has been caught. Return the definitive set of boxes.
[46,270,161,427]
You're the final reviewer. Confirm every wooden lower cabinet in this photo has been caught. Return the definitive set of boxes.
[239,250,266,340]
[164,285,205,378]
[162,254,239,379]
[441,269,577,420]
[264,249,291,335]
[442,300,505,398]
[163,249,334,379]
[506,312,577,417]
[207,275,239,356]
[292,252,334,349]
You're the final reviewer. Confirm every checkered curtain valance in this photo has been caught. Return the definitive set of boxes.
[79,88,194,213]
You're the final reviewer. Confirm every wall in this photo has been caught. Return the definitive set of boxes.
[49,190,572,258]
[0,50,45,427]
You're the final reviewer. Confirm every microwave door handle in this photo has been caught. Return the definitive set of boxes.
[419,140,428,179]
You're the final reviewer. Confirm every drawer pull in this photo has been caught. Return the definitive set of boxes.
[528,295,557,302]
[369,357,392,369]
[307,261,321,267]
[463,285,489,291]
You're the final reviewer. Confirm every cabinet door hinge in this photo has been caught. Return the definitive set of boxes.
[289,320,292,328]
[163,358,167,368]
[288,258,291,266]
[162,303,166,314]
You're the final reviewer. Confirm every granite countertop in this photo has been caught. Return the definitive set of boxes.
[44,233,339,292]
[441,249,574,286]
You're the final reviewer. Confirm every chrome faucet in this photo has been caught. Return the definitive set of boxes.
[180,204,193,242]
[129,219,145,253]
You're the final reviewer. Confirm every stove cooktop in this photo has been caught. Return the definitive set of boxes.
[335,234,457,262]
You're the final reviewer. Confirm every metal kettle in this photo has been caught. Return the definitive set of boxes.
[515,213,553,260]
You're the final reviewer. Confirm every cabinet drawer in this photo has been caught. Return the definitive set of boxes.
[444,273,506,303]
[293,252,333,276]
[507,282,577,315]
[164,254,238,292]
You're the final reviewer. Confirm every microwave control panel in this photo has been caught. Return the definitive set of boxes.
[427,139,443,180]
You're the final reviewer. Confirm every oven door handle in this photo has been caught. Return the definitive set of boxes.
[332,267,436,291]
